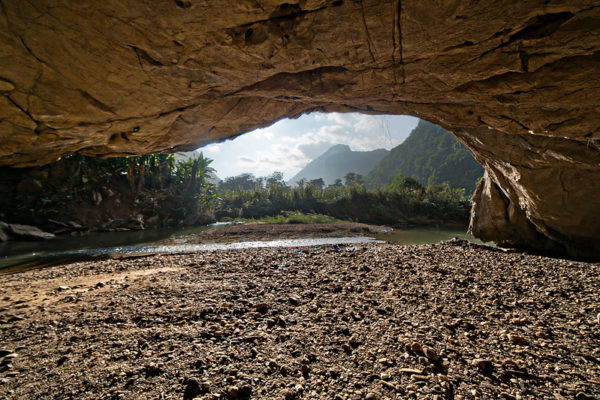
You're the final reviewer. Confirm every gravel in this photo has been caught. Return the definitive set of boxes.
[0,239,598,399]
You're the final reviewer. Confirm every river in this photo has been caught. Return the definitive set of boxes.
[0,224,484,273]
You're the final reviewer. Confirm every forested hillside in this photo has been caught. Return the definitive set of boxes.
[288,144,388,186]
[367,120,483,192]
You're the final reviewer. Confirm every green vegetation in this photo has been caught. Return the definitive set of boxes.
[221,212,340,225]
[0,153,218,229]
[2,119,479,231]
[217,171,471,226]
[367,120,483,193]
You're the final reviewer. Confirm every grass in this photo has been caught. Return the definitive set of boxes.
[220,211,342,225]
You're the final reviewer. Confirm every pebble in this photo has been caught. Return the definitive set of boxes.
[423,346,439,361]
[227,385,239,398]
[575,393,596,400]
[399,368,423,375]
[410,342,423,352]
[365,393,379,400]
[254,303,269,313]
[281,388,295,400]
[183,378,205,400]
[508,334,527,345]
[0,243,597,399]
[472,358,493,372]
[534,330,550,339]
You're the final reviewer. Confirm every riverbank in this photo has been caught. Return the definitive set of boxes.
[159,222,392,245]
[1,240,598,399]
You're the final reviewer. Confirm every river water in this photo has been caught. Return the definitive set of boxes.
[0,224,481,273]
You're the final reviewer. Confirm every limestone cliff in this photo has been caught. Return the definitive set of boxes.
[0,1,599,257]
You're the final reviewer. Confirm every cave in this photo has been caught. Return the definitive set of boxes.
[0,1,599,257]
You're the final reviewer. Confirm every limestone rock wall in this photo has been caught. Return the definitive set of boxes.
[0,0,599,257]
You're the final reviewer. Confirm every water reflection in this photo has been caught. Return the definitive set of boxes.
[0,224,483,273]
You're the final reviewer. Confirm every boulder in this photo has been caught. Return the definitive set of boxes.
[101,216,144,232]
[0,221,10,242]
[8,224,55,240]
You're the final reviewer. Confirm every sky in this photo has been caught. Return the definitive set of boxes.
[197,112,419,180]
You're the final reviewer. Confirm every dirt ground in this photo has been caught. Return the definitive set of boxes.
[0,239,599,399]
[159,222,393,245]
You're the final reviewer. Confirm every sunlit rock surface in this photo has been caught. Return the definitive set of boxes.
[0,1,599,257]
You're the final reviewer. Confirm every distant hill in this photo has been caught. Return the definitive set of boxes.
[288,144,389,186]
[367,120,483,192]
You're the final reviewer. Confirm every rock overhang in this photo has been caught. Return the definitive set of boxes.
[0,0,599,257]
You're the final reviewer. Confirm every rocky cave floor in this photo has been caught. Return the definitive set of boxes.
[0,240,598,400]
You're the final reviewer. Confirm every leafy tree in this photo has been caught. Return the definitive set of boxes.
[390,175,423,192]
[295,178,307,188]
[266,171,285,188]
[344,172,364,186]
[308,178,325,190]
[219,173,259,191]
[330,178,344,188]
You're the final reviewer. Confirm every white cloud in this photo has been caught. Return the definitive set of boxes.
[203,143,221,153]
[298,141,335,159]
[252,127,275,140]
[200,112,419,179]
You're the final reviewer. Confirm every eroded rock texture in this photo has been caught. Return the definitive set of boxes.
[0,1,599,256]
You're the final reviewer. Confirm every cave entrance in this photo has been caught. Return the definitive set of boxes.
[201,112,419,184]
[197,111,482,194]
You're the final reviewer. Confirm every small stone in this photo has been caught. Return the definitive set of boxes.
[472,358,493,372]
[254,303,269,313]
[423,346,439,361]
[508,334,527,345]
[534,331,549,339]
[238,384,252,398]
[227,385,239,398]
[380,380,397,390]
[288,296,299,305]
[575,393,596,400]
[378,357,392,366]
[399,368,423,375]
[501,359,519,368]
[144,363,162,377]
[57,286,70,291]
[183,378,205,400]
[0,350,12,358]
[365,393,380,400]
[410,342,423,352]
[281,388,295,400]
